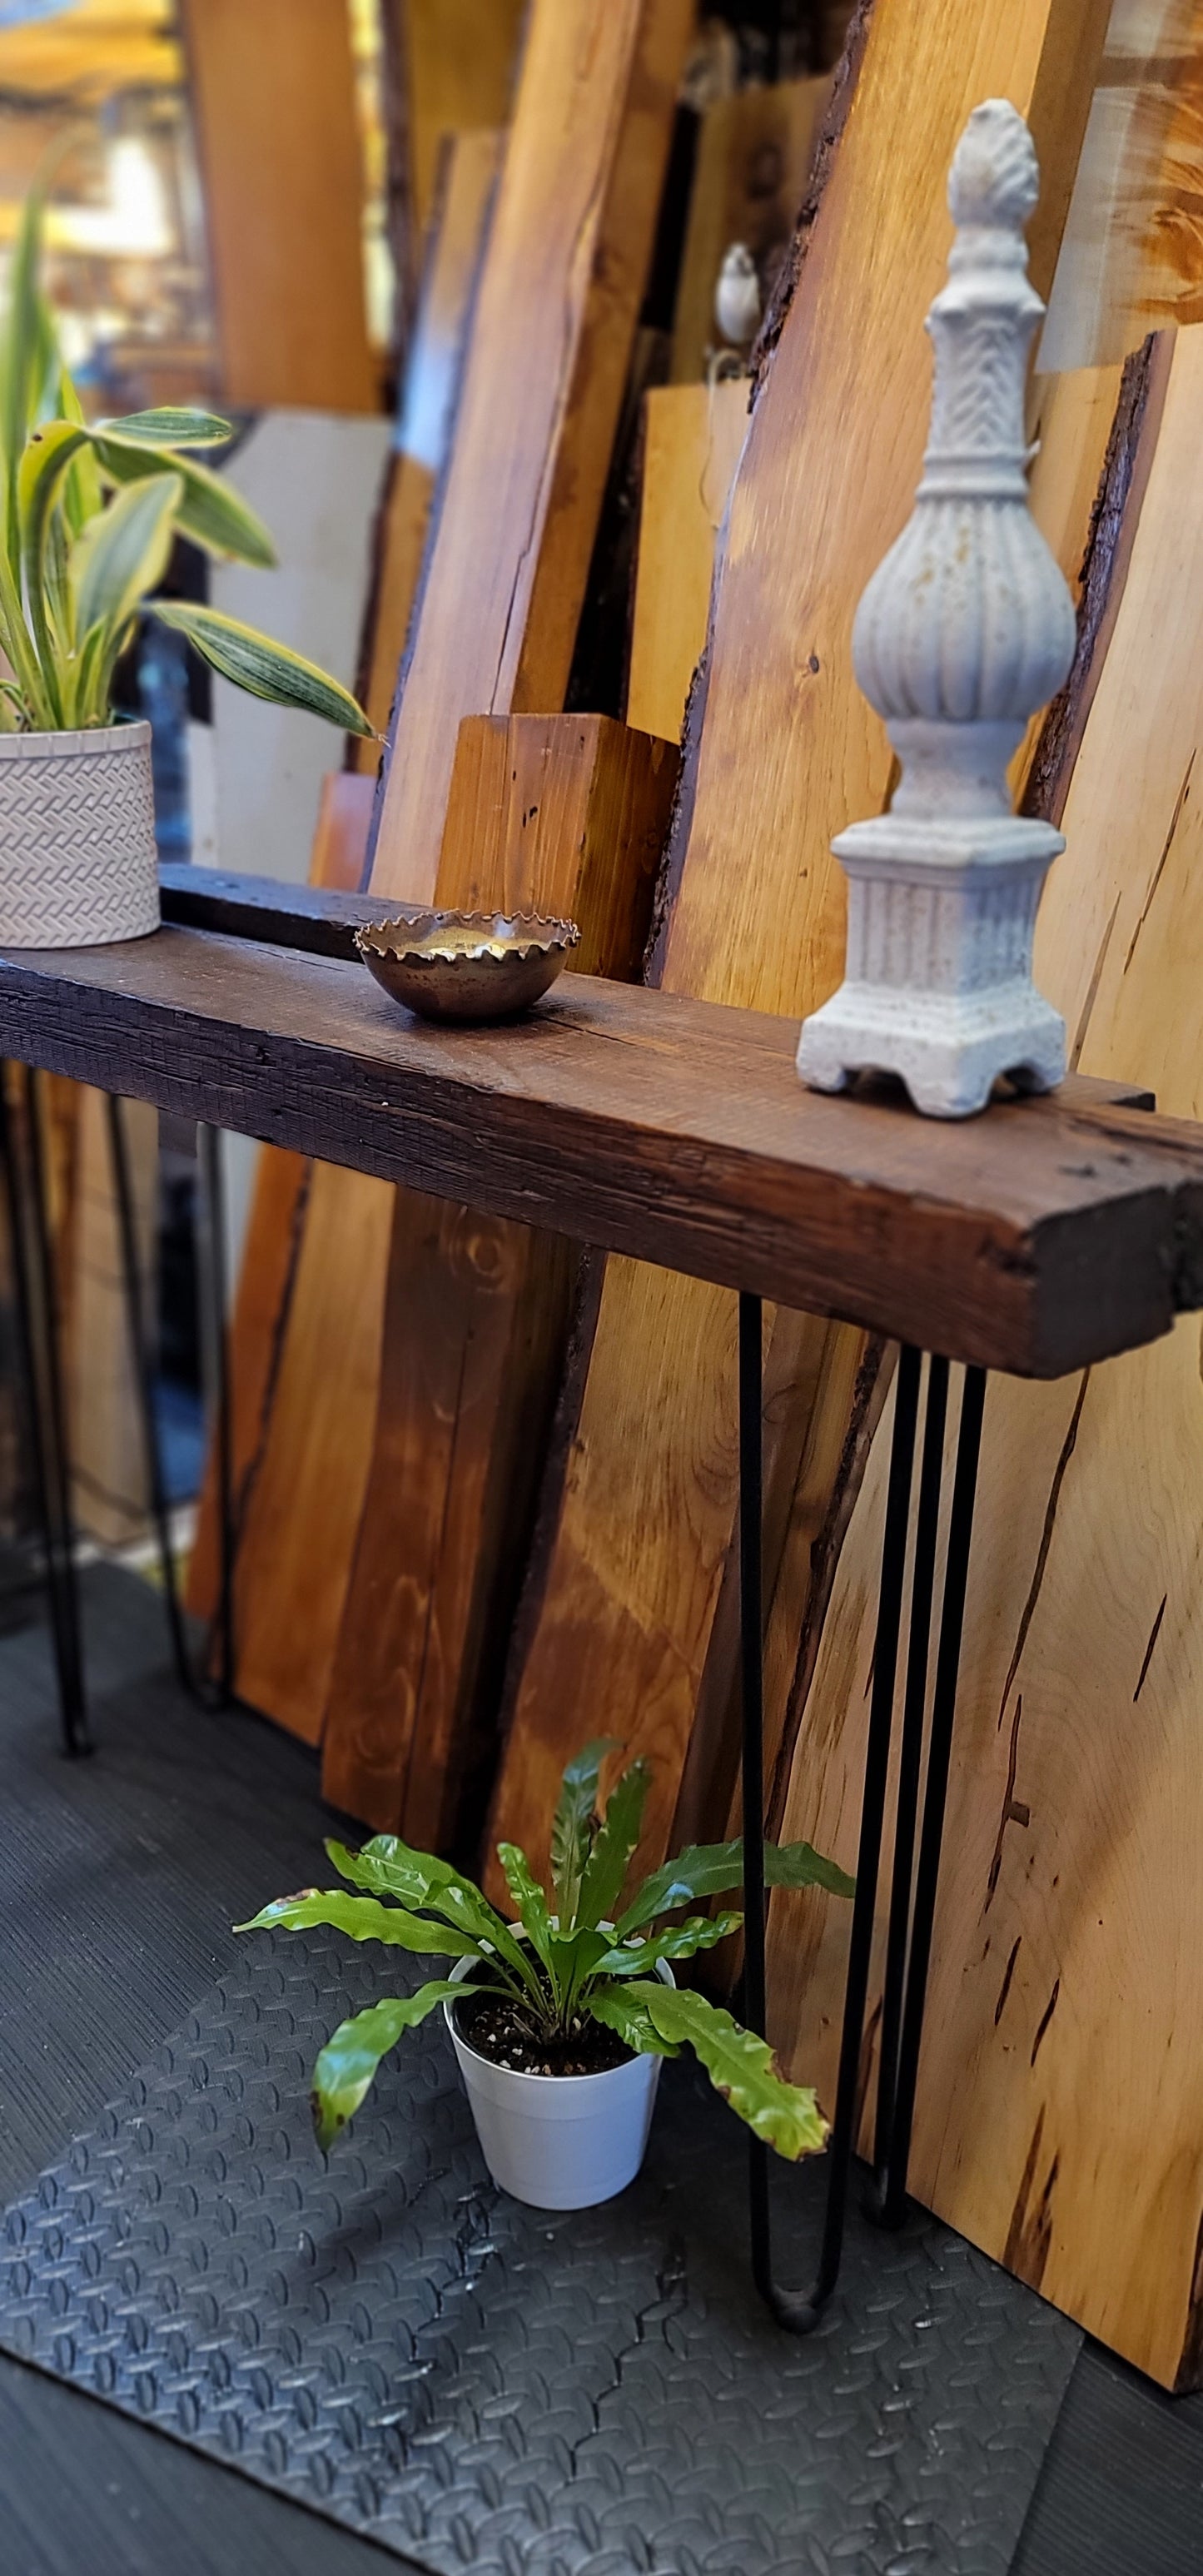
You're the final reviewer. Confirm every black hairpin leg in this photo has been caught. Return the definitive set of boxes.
[108,1099,236,1710]
[739,1293,986,2328]
[197,1123,236,1703]
[107,1092,196,1700]
[0,1065,89,1755]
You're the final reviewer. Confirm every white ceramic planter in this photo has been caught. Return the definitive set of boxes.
[0,720,159,948]
[446,1957,674,2210]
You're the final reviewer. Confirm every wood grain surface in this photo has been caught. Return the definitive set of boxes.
[397,0,524,239]
[627,380,749,743]
[321,717,679,1835]
[369,0,694,900]
[1,936,1197,1379]
[179,0,377,412]
[768,321,1203,2393]
[485,0,1114,1899]
[353,127,503,764]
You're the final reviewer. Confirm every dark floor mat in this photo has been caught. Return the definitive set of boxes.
[0,1927,1079,2576]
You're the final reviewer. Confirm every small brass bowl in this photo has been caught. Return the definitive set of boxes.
[355,909,579,1025]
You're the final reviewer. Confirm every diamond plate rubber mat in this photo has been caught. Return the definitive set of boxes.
[0,1932,1078,2576]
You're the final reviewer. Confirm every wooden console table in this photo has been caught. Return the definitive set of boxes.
[4,871,1203,2337]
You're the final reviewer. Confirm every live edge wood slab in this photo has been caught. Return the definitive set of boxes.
[2,912,1202,1383]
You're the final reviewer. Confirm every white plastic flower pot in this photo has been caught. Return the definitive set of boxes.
[445,1957,674,2211]
[0,720,159,948]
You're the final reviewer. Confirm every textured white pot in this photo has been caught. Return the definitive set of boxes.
[0,720,159,948]
[446,1957,674,2211]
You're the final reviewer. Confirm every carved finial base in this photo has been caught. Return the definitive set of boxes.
[798,969,1066,1120]
[798,813,1067,1117]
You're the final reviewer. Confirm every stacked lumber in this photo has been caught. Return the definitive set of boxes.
[768,321,1203,2393]
[485,0,1114,1898]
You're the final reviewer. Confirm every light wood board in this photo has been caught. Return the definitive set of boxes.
[180,0,377,411]
[1040,0,1203,372]
[370,0,694,902]
[769,326,1203,2391]
[627,379,749,743]
[485,0,1114,1902]
[355,128,503,763]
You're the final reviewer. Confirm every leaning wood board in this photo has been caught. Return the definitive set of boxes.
[627,380,749,743]
[485,0,1115,1897]
[370,0,694,898]
[179,0,376,411]
[187,127,498,1649]
[216,0,691,1747]
[320,716,679,1838]
[184,780,373,1633]
[397,0,525,240]
[769,323,1203,2393]
[354,127,503,762]
[1040,0,1203,371]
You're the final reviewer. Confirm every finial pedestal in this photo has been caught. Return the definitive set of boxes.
[797,100,1076,1119]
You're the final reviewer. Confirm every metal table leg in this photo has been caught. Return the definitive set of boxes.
[739,1292,987,2328]
[107,1097,236,1710]
[0,1065,89,1755]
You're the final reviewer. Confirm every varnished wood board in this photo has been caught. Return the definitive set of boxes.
[0,935,1196,1381]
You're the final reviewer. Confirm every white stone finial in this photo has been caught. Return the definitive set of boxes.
[796,100,1076,1119]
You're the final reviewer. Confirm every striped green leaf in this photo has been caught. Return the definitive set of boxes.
[71,472,181,640]
[96,406,231,449]
[234,1887,480,1956]
[153,600,372,734]
[97,435,276,567]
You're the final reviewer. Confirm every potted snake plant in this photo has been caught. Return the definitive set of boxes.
[240,1740,853,2211]
[0,190,370,947]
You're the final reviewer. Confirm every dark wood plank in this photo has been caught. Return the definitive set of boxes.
[158,865,415,960]
[0,927,1191,1378]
